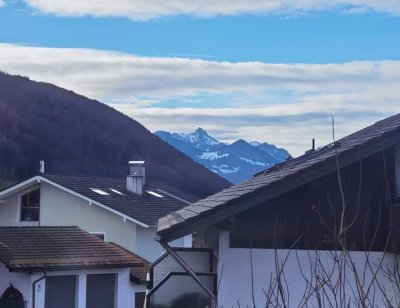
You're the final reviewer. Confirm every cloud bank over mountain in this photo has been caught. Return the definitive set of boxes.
[0,43,399,155]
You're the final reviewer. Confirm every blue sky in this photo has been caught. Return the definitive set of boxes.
[0,1,399,155]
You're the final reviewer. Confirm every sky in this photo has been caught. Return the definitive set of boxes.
[0,1,399,156]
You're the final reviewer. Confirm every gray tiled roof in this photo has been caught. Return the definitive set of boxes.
[157,113,400,239]
[0,226,143,272]
[42,174,198,226]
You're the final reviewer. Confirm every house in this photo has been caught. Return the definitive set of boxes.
[0,161,197,307]
[0,226,143,308]
[0,161,196,261]
[153,113,400,307]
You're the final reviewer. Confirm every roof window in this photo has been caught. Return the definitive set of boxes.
[90,188,110,195]
[109,188,125,196]
[146,190,164,198]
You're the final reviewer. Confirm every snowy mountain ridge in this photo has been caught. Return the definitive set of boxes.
[154,128,291,184]
[171,128,223,150]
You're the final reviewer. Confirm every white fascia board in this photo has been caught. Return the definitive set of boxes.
[0,176,149,228]
[0,176,41,197]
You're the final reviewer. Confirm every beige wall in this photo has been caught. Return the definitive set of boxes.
[0,185,40,226]
[136,226,163,261]
[40,183,138,252]
[135,228,192,261]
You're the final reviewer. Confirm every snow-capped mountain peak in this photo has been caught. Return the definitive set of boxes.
[172,127,222,150]
[192,127,221,145]
[154,128,290,184]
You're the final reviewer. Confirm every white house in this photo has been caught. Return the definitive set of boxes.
[0,161,195,307]
[154,113,400,307]
[0,226,143,308]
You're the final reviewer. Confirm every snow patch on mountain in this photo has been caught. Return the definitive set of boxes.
[240,157,269,167]
[198,152,230,160]
[219,165,240,174]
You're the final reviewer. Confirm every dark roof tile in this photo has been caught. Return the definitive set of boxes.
[41,174,198,226]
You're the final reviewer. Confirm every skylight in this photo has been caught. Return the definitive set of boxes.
[146,190,164,198]
[90,188,110,195]
[109,188,125,196]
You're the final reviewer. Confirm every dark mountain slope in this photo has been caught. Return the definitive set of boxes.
[0,72,230,197]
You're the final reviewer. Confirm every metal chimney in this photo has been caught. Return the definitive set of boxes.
[126,161,145,195]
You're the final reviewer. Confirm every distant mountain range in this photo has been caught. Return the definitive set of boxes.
[155,128,291,183]
[0,72,230,197]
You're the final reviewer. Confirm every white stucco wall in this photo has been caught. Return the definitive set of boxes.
[0,263,31,304]
[217,231,398,307]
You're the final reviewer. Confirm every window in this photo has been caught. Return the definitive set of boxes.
[109,188,125,196]
[91,232,106,241]
[45,276,76,308]
[20,189,40,221]
[135,292,146,308]
[146,190,164,198]
[89,188,110,195]
[86,274,116,308]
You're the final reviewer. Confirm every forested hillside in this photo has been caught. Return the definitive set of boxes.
[0,72,230,197]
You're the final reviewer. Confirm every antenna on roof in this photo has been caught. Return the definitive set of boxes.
[331,115,336,143]
[312,139,315,151]
[39,160,45,174]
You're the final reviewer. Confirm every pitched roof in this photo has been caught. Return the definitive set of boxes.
[0,174,198,227]
[157,113,400,241]
[0,226,144,272]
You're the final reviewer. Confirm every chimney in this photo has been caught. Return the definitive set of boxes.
[126,161,145,195]
[39,160,45,174]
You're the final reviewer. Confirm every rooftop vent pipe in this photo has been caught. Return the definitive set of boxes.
[127,161,145,195]
[305,139,316,155]
[39,160,45,174]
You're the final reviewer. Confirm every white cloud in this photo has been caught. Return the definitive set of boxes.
[23,0,400,19]
[0,0,5,7]
[0,43,399,156]
[0,44,398,101]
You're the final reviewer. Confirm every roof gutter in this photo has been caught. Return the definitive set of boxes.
[154,235,217,307]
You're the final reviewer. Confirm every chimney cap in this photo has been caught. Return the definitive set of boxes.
[129,161,145,165]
